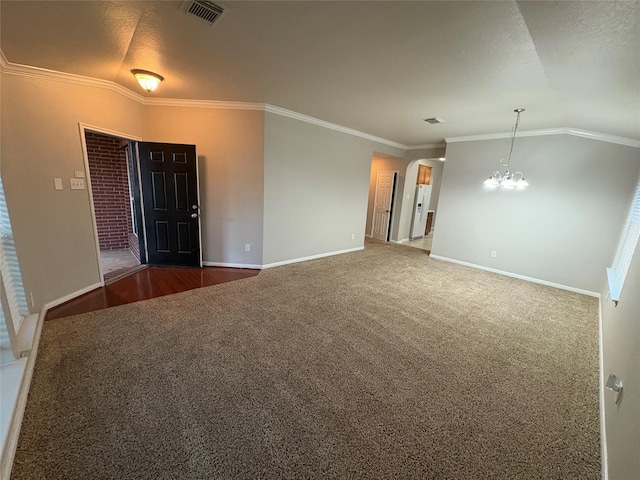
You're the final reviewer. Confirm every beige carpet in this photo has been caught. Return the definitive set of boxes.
[12,241,600,479]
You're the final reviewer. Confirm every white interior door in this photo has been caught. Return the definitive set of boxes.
[372,171,397,241]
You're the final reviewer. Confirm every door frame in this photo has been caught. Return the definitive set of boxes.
[370,170,399,241]
[78,123,143,286]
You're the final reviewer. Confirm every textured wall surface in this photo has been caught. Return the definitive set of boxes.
[86,132,132,251]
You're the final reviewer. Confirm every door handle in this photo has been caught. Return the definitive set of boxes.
[605,374,623,404]
[191,213,198,218]
[192,205,198,210]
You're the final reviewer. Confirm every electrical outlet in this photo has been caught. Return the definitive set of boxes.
[70,178,85,190]
[244,244,251,252]
[29,292,35,307]
[490,250,497,258]
[351,233,355,240]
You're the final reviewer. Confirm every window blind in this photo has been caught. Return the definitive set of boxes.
[607,177,640,301]
[0,177,29,335]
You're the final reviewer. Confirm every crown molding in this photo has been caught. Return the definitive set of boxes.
[0,55,144,103]
[446,127,639,148]
[264,105,407,149]
[445,128,564,143]
[3,51,637,150]
[0,52,405,149]
[406,143,447,151]
[144,97,265,110]
[564,128,640,148]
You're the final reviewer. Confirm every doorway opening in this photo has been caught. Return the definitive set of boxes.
[404,159,444,252]
[365,152,406,243]
[83,129,146,284]
[81,126,203,287]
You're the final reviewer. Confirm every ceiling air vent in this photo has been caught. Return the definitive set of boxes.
[186,0,225,25]
[424,117,446,124]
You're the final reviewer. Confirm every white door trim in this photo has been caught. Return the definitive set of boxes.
[78,123,142,286]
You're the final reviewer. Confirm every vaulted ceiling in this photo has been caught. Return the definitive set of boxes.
[1,1,638,146]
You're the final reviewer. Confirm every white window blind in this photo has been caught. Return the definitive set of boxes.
[1,273,16,364]
[0,177,29,337]
[607,177,640,302]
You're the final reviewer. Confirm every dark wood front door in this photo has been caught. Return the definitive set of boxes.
[137,142,201,267]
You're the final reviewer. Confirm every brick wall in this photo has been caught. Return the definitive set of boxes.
[86,132,133,251]
[129,232,141,261]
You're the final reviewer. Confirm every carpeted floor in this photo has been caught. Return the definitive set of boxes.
[11,241,601,479]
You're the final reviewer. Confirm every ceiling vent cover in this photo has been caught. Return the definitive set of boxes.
[186,0,225,25]
[424,117,446,124]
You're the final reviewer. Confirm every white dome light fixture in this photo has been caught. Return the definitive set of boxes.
[131,69,164,93]
[484,108,529,189]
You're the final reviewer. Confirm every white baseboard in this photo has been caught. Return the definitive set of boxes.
[202,261,262,269]
[365,234,373,239]
[44,282,102,311]
[262,246,364,269]
[429,254,600,298]
[0,309,45,480]
[390,238,410,244]
[598,300,608,480]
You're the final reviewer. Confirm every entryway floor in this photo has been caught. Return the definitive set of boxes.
[46,265,260,321]
[404,232,433,251]
[100,249,142,283]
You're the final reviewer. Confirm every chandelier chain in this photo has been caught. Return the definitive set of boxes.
[501,109,521,169]
[484,108,528,189]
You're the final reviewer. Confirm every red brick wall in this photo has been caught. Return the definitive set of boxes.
[129,232,141,262]
[86,132,133,251]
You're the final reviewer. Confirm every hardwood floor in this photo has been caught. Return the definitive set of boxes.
[46,266,260,321]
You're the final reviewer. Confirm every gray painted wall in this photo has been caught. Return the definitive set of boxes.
[431,134,639,293]
[263,112,404,265]
[1,74,144,311]
[144,106,265,266]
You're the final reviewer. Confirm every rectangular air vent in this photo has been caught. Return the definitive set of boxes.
[424,117,446,124]
[186,0,225,25]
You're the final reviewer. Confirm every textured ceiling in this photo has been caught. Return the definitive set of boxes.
[1,1,638,146]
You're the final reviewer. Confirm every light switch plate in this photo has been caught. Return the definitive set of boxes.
[70,178,85,190]
[54,178,63,190]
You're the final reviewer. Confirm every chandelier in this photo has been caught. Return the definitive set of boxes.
[484,108,529,189]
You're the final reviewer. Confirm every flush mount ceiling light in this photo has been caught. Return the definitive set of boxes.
[484,108,529,189]
[131,69,164,93]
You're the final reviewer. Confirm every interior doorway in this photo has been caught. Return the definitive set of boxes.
[81,125,203,285]
[366,152,406,243]
[402,158,444,252]
[84,130,145,284]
